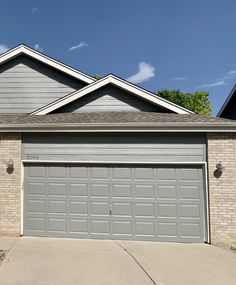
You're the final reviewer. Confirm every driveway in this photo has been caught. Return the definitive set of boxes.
[0,237,235,285]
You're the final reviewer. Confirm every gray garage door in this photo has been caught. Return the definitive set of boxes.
[24,164,206,242]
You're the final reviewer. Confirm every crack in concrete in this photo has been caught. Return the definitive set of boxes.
[113,240,157,285]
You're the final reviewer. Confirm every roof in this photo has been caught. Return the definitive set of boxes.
[0,44,95,84]
[0,112,235,132]
[31,74,194,115]
[217,84,236,117]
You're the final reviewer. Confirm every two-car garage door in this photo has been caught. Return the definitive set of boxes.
[24,164,206,242]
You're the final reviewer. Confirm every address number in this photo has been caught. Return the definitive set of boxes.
[26,155,39,160]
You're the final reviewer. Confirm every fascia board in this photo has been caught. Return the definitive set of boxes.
[1,123,236,132]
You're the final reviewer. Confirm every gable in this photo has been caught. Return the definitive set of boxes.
[32,75,193,115]
[0,55,87,114]
[0,44,95,84]
[218,84,236,120]
[53,84,171,113]
[219,94,236,119]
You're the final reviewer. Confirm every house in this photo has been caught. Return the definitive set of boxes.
[218,84,236,119]
[0,44,235,248]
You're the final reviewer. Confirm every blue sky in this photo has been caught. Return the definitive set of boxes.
[0,0,236,115]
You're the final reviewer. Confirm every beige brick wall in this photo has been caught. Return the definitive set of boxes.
[0,133,21,236]
[207,133,236,248]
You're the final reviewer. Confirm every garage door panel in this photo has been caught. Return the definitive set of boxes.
[90,220,110,235]
[27,199,46,213]
[112,221,132,236]
[179,186,200,200]
[24,164,205,242]
[48,217,66,232]
[157,222,178,237]
[134,168,154,180]
[69,167,88,178]
[48,200,66,214]
[90,183,109,197]
[112,184,132,198]
[180,222,201,238]
[69,201,88,215]
[134,203,155,217]
[135,221,155,237]
[156,185,177,199]
[134,185,154,198]
[157,168,176,180]
[90,202,110,216]
[48,183,67,196]
[179,168,199,180]
[112,202,132,216]
[48,167,67,178]
[27,166,46,178]
[26,217,46,231]
[69,219,88,234]
[69,183,88,196]
[112,167,132,179]
[90,167,109,179]
[157,203,177,217]
[180,204,200,218]
[27,182,46,195]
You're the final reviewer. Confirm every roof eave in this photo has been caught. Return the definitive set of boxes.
[0,123,236,132]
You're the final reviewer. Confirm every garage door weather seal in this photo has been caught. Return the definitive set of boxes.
[113,240,157,285]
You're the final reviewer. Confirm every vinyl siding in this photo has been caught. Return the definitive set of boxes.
[0,55,86,114]
[53,85,169,113]
[22,133,206,162]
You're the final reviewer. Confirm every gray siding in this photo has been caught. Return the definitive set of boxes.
[22,133,206,162]
[53,85,169,113]
[0,55,86,114]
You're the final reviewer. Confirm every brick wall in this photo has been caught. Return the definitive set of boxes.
[0,133,21,236]
[207,133,236,248]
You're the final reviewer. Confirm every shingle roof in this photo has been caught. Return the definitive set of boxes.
[0,111,232,124]
[0,112,235,132]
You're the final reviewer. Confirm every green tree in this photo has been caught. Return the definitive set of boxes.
[94,75,103,80]
[156,89,212,115]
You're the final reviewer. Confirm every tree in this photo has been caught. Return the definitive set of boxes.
[94,75,103,80]
[155,89,212,116]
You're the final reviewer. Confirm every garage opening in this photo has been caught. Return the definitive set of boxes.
[23,163,206,242]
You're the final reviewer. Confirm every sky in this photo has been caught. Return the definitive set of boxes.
[0,0,236,115]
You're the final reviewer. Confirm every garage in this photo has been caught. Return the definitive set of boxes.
[23,163,206,242]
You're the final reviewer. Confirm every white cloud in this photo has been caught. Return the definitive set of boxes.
[34,44,43,52]
[68,42,88,51]
[226,70,236,75]
[172,77,187,81]
[200,69,236,88]
[31,7,39,15]
[201,80,227,88]
[0,44,9,54]
[126,62,155,84]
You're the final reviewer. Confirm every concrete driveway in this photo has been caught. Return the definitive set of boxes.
[0,237,236,285]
